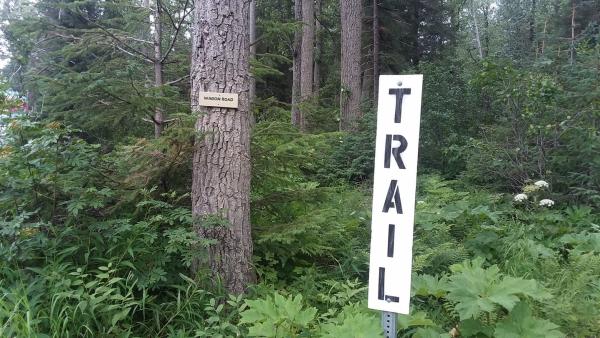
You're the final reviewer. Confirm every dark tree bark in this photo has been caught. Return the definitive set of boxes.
[299,0,314,131]
[191,0,254,294]
[483,4,489,57]
[249,0,257,103]
[292,0,302,128]
[340,0,362,131]
[528,0,537,55]
[410,0,421,65]
[373,0,380,104]
[313,0,322,94]
[361,44,373,102]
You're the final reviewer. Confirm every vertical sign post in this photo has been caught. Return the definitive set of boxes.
[368,75,423,336]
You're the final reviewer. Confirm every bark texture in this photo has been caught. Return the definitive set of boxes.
[299,0,314,131]
[191,0,254,294]
[340,0,362,131]
[292,0,302,127]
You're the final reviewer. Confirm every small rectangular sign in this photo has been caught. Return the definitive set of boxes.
[368,75,423,314]
[199,92,239,108]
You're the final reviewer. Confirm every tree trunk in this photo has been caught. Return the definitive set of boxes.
[153,0,164,138]
[299,0,314,131]
[292,0,302,128]
[191,0,254,294]
[540,18,547,57]
[373,0,380,104]
[529,0,537,56]
[570,0,576,65]
[249,0,257,103]
[483,4,489,57]
[471,5,483,59]
[313,0,322,94]
[361,45,373,102]
[340,0,362,131]
[411,1,420,65]
[249,0,257,126]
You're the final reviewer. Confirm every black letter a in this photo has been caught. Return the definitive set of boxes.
[382,180,403,214]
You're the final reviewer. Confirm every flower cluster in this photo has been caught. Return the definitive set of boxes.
[513,179,554,208]
[513,193,528,202]
[523,180,550,194]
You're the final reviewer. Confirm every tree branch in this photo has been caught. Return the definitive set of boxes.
[161,0,193,64]
[165,74,190,86]
[76,12,155,63]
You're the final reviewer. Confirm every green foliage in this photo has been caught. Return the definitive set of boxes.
[319,304,382,338]
[445,258,551,321]
[1,0,599,336]
[240,292,317,337]
[494,302,564,338]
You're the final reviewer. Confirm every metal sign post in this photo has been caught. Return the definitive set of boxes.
[382,311,397,338]
[367,75,423,337]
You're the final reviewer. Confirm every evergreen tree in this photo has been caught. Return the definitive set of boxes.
[191,0,255,294]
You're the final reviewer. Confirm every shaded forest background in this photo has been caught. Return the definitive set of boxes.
[0,0,599,336]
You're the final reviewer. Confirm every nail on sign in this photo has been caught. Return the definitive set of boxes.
[368,75,423,314]
[199,92,239,109]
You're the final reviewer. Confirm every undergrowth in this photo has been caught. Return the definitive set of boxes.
[0,118,598,337]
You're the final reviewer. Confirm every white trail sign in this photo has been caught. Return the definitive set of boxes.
[368,75,423,314]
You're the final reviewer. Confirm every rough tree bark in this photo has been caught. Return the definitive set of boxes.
[191,0,254,294]
[299,0,314,131]
[292,0,302,128]
[340,0,362,131]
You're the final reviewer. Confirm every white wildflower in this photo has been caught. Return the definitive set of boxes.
[539,199,555,207]
[534,180,549,189]
[417,200,425,204]
[514,193,528,202]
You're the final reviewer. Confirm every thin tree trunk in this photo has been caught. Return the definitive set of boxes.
[153,0,164,138]
[291,0,302,127]
[411,1,420,65]
[529,0,537,56]
[340,0,362,131]
[361,44,373,103]
[540,18,547,57]
[191,0,255,294]
[471,5,483,59]
[570,0,576,65]
[373,0,380,104]
[299,0,314,131]
[483,4,489,57]
[249,0,257,103]
[313,0,322,94]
